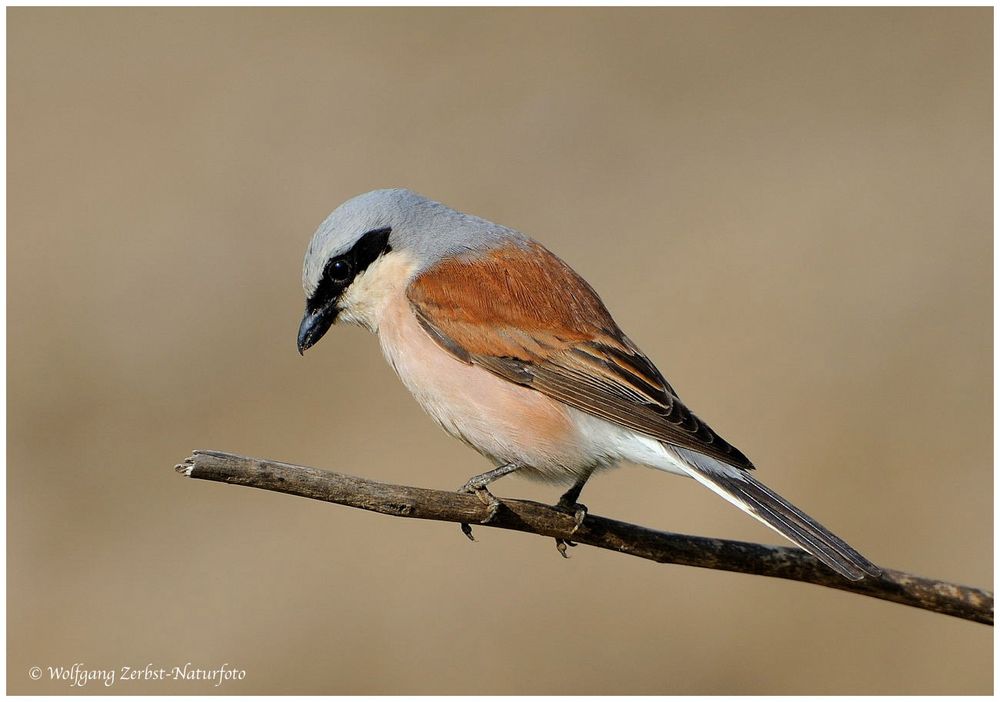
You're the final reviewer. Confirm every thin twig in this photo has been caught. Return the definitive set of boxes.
[175,449,992,626]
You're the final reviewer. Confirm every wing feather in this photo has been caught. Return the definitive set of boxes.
[407,243,754,471]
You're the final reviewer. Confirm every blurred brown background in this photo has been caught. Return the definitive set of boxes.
[8,7,992,695]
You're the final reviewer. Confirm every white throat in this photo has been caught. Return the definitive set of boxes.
[336,250,419,334]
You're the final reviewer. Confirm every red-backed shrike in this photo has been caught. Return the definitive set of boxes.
[297,189,879,581]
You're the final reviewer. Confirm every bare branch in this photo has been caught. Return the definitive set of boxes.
[176,449,992,626]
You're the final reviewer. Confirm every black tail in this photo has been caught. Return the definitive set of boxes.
[673,447,881,581]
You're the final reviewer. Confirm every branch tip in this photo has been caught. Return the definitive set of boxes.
[174,456,196,476]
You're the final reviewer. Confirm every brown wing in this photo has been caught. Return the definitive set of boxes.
[406,242,754,471]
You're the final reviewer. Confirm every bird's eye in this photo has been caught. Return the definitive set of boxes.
[328,258,352,284]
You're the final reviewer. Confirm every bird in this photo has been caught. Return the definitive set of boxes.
[296,188,880,581]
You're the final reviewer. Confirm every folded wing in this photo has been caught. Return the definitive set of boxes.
[406,241,754,471]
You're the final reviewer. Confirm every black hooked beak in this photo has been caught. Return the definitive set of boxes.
[297,300,338,355]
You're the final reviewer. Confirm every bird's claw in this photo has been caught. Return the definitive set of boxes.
[555,538,578,558]
[556,500,588,535]
[459,483,502,517]
[551,499,586,558]
[458,482,502,541]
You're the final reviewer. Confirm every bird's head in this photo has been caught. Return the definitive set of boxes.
[298,188,518,353]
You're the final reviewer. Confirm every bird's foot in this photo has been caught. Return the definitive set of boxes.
[552,500,587,557]
[458,479,502,541]
[555,499,588,535]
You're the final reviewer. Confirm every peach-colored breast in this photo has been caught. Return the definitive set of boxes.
[377,293,600,483]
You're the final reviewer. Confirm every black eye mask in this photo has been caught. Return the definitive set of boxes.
[306,227,393,314]
[298,226,392,354]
